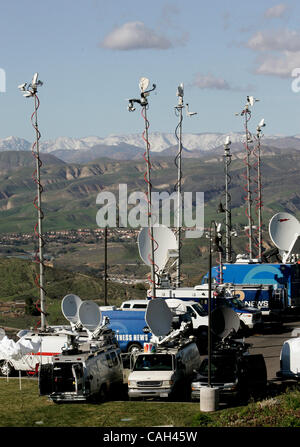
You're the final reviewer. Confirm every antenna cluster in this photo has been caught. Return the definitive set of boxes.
[235,95,266,260]
[173,83,197,287]
[18,73,43,98]
[18,72,46,330]
[128,78,158,298]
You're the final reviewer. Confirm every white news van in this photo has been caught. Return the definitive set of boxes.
[0,327,72,376]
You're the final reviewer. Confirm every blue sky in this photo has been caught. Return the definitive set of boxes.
[1,0,300,141]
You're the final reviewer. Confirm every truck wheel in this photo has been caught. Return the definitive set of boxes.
[0,360,14,377]
[127,343,142,354]
[99,385,108,403]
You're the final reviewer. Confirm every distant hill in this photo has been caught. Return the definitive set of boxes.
[0,257,146,329]
[0,151,65,173]
[0,149,299,234]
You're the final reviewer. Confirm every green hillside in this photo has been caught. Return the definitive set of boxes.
[0,258,147,330]
[0,150,299,234]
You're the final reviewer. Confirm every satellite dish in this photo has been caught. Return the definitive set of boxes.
[138,226,178,273]
[269,212,300,251]
[78,300,101,333]
[258,118,265,128]
[145,298,173,337]
[248,96,254,106]
[139,77,150,93]
[224,136,231,146]
[61,294,82,324]
[177,83,184,97]
[32,72,38,86]
[211,306,240,339]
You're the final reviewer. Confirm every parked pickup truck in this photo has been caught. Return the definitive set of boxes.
[128,339,201,400]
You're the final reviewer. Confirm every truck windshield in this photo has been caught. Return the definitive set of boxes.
[191,303,207,316]
[198,356,236,382]
[133,354,173,371]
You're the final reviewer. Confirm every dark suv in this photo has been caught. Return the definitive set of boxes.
[191,349,267,403]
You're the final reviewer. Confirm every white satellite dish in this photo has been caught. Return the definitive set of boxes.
[258,118,265,128]
[211,306,240,339]
[32,72,38,86]
[269,212,300,251]
[145,298,173,337]
[177,83,184,97]
[78,300,101,333]
[224,135,231,146]
[248,96,254,106]
[138,226,178,273]
[139,77,150,93]
[61,294,82,324]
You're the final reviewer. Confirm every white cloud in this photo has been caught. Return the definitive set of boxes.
[191,73,231,90]
[245,27,300,77]
[255,51,300,78]
[247,29,300,52]
[191,72,253,91]
[264,3,287,19]
[100,21,173,51]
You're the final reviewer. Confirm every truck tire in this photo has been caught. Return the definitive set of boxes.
[127,343,142,354]
[195,326,208,354]
[99,385,108,403]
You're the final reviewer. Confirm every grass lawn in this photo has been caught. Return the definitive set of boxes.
[1,378,300,428]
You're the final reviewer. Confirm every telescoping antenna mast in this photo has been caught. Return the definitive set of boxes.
[236,96,259,259]
[174,84,197,287]
[255,118,266,260]
[18,73,46,330]
[128,77,157,298]
[223,136,232,263]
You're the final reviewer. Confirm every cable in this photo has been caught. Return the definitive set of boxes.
[141,106,159,296]
[174,104,183,287]
[30,94,46,328]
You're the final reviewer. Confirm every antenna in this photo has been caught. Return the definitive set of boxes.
[128,77,157,298]
[269,212,300,262]
[18,72,46,330]
[145,298,173,338]
[222,135,232,262]
[254,118,266,259]
[236,95,260,259]
[138,226,178,276]
[174,83,197,287]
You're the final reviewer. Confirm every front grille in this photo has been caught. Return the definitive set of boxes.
[137,381,162,387]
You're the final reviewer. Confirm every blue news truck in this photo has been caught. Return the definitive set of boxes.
[100,310,151,353]
[202,262,300,317]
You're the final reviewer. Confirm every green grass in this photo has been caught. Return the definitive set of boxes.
[0,380,300,427]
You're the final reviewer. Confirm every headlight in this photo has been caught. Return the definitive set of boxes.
[162,380,173,386]
[191,383,200,390]
[128,380,137,387]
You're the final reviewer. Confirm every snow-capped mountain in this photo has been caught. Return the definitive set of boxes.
[0,133,246,153]
[0,132,299,156]
[0,136,31,152]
